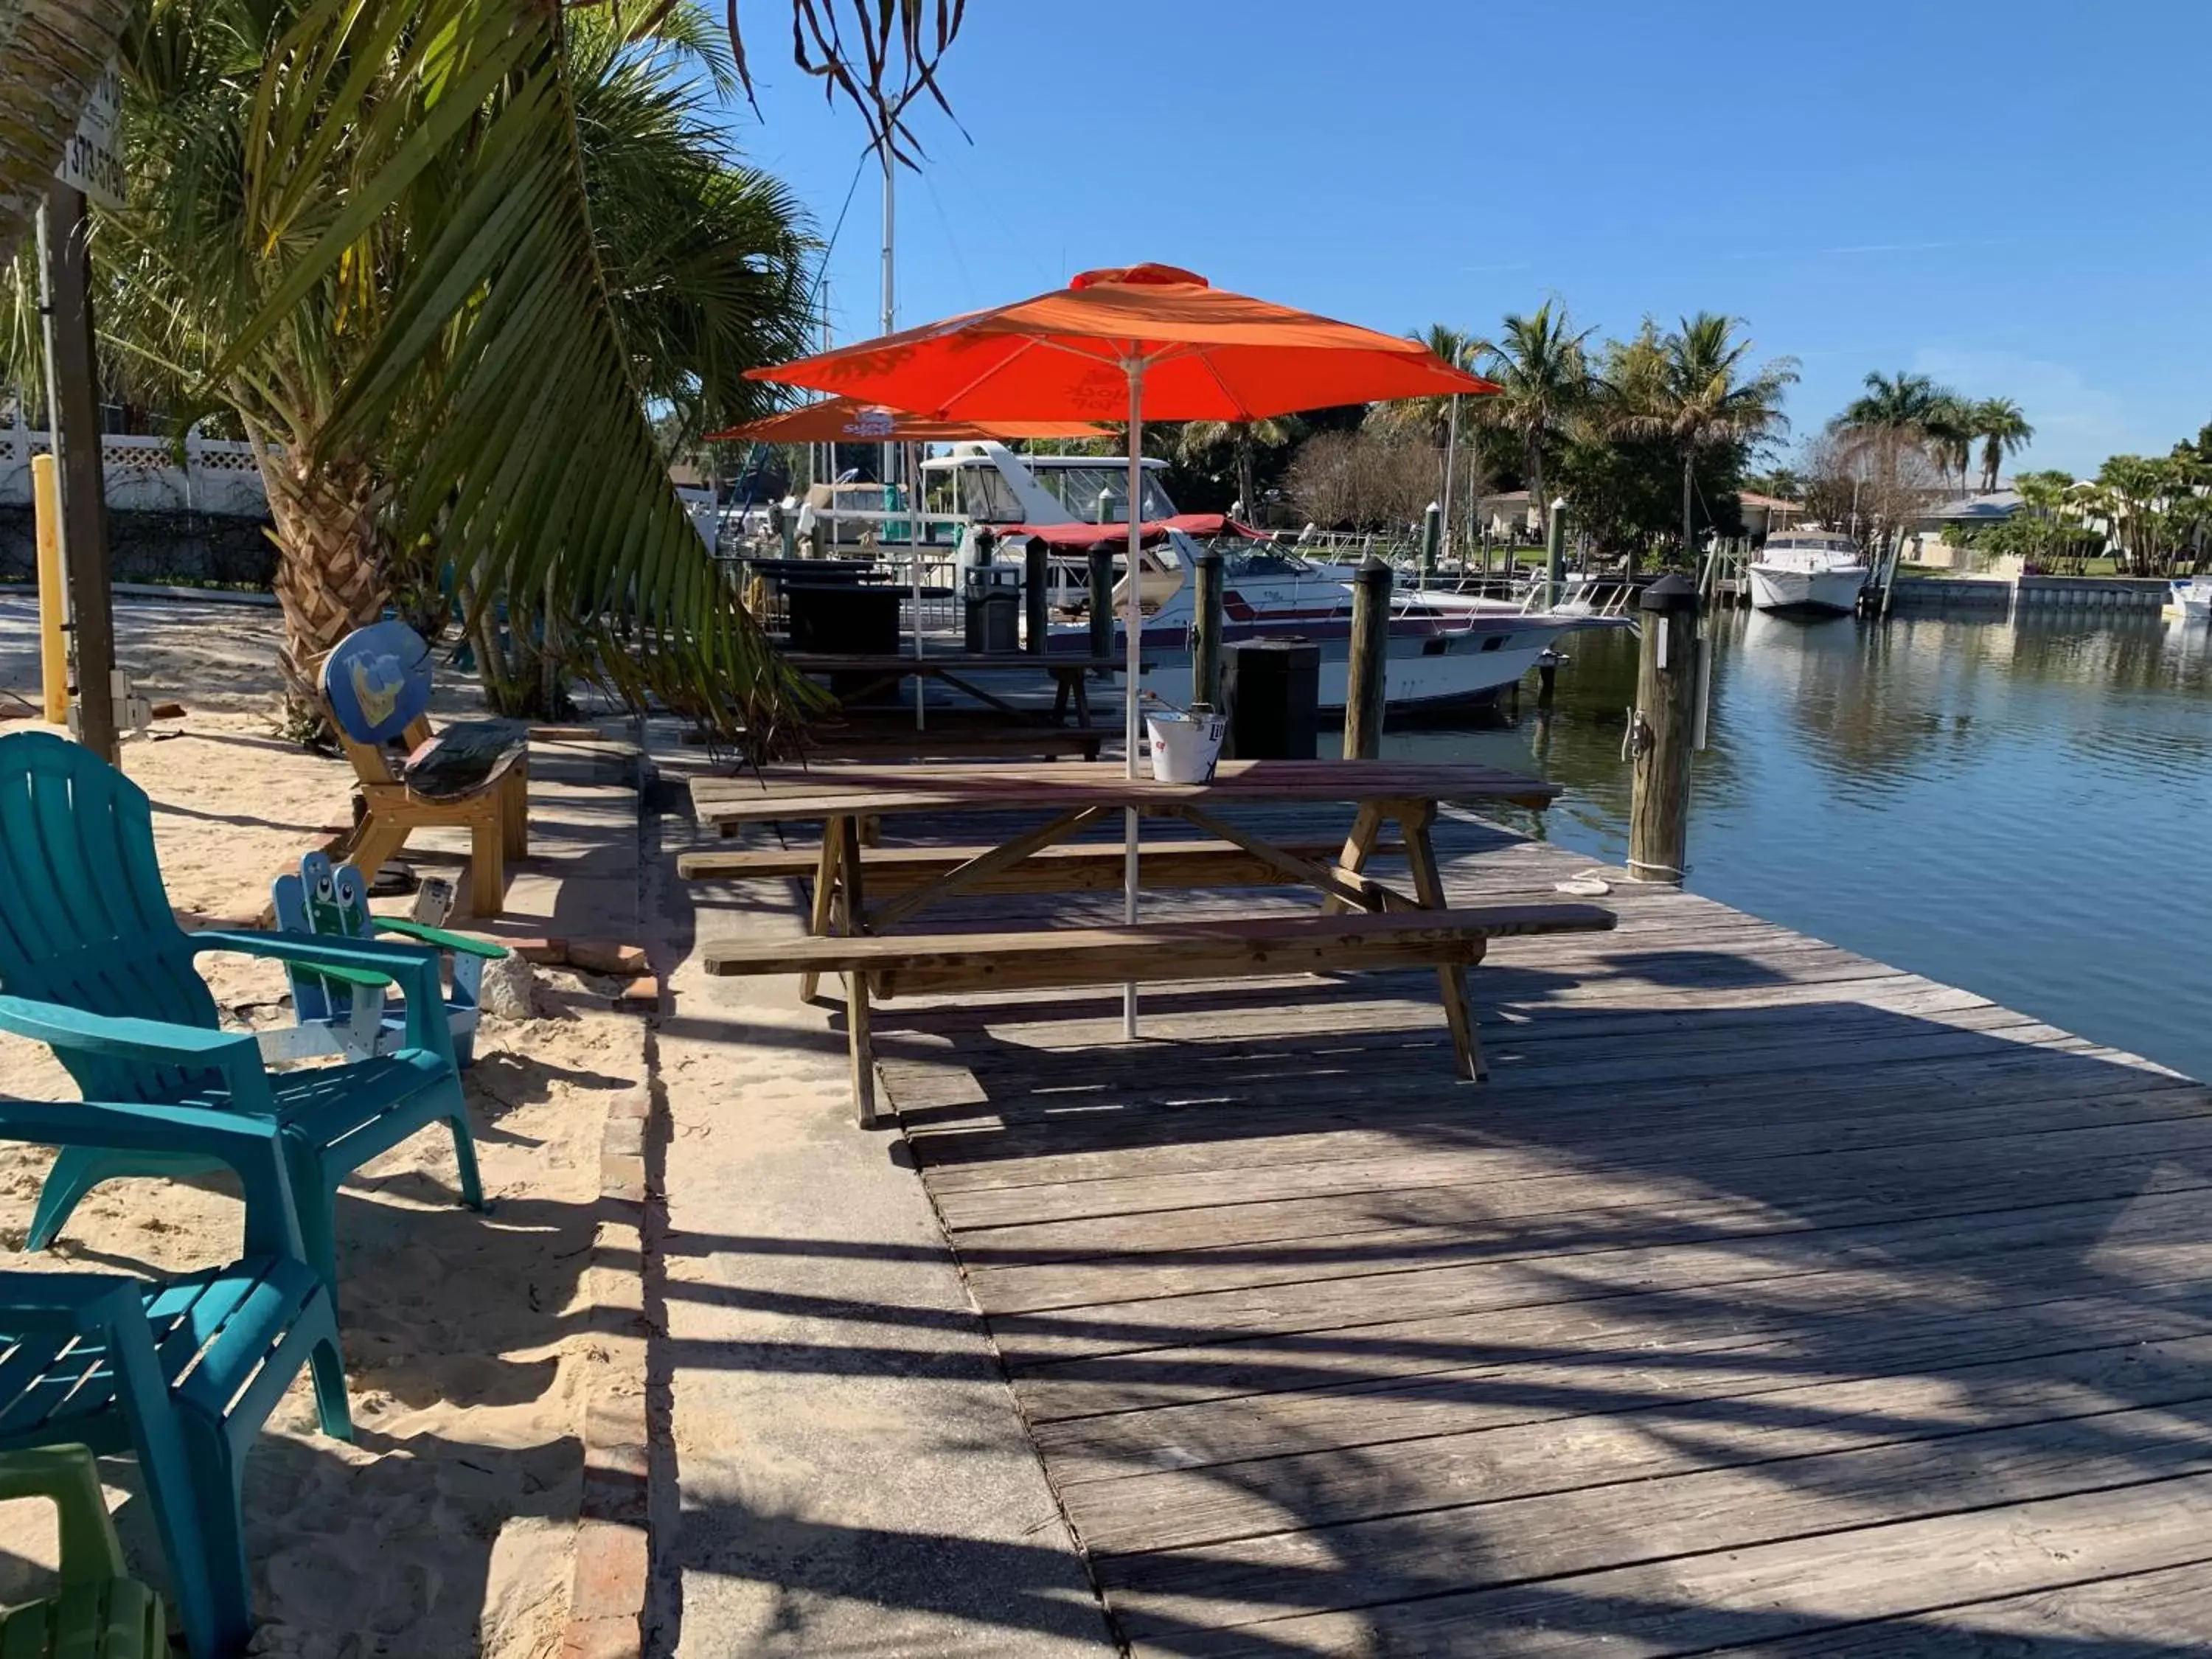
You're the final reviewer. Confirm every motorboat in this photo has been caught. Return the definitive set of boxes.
[1747,531,1868,616]
[2168,575,2212,625]
[1034,531,1622,714]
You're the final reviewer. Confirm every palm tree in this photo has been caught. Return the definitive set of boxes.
[1469,301,1596,526]
[1972,397,2034,493]
[69,0,817,733]
[1611,313,1798,569]
[1922,395,1976,496]
[0,0,136,261]
[1175,416,1301,523]
[1831,370,1952,552]
[2,0,956,745]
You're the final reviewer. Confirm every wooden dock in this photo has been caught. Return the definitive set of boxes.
[846,810,2212,1656]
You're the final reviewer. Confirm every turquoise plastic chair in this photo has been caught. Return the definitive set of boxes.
[0,1258,350,1659]
[0,1444,167,1656]
[0,729,482,1293]
[264,850,507,1068]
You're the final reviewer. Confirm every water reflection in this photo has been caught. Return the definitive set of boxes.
[1383,608,2212,1082]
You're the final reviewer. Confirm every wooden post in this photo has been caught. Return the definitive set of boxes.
[32,453,67,723]
[1541,497,1567,613]
[1190,546,1225,709]
[1342,556,1391,759]
[1023,534,1050,655]
[1087,543,1114,675]
[1627,572,1700,884]
[41,184,116,762]
[1420,500,1441,582]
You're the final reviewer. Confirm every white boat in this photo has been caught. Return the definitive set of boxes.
[910,439,1627,712]
[1747,531,1868,616]
[1037,532,1620,714]
[2168,576,2212,625]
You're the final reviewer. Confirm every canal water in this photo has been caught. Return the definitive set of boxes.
[1382,608,2212,1085]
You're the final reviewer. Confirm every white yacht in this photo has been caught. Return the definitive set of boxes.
[1748,531,1869,616]
[2168,575,2212,625]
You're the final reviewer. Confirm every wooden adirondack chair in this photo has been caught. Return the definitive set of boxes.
[0,1444,168,1657]
[321,622,528,918]
[0,1262,349,1659]
[265,850,507,1068]
[0,729,483,1292]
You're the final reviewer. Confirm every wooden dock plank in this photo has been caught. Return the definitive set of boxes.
[695,801,2212,1654]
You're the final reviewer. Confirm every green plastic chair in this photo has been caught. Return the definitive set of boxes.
[0,1259,350,1659]
[0,729,483,1294]
[0,1444,167,1657]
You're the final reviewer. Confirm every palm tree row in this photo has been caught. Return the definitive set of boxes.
[1356,302,1795,570]
[1832,372,2034,497]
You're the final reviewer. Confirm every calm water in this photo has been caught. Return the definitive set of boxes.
[1380,608,2212,1084]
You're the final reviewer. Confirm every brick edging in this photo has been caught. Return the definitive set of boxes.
[562,1082,654,1659]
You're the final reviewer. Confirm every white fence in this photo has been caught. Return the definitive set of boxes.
[0,425,273,518]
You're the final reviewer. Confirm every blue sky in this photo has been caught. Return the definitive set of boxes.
[721,0,2210,477]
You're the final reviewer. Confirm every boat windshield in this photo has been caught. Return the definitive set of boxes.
[1220,545,1313,578]
[1028,463,1178,523]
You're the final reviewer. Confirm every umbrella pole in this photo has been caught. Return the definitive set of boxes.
[908,439,925,731]
[1123,358,1145,1040]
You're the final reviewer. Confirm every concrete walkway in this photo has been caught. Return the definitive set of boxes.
[644,763,1113,1658]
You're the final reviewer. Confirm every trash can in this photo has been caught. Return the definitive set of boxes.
[1224,637,1320,759]
[786,583,900,655]
[963,564,1022,654]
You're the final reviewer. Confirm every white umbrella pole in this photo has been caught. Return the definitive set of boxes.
[1123,359,1145,1040]
[908,439,925,731]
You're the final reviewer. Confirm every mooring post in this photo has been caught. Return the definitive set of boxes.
[1088,543,1116,676]
[1343,555,1391,759]
[1023,534,1050,655]
[1191,546,1225,709]
[1420,500,1441,585]
[1541,497,1568,612]
[1627,573,1700,884]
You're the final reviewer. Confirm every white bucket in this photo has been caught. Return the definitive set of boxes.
[1146,710,1226,784]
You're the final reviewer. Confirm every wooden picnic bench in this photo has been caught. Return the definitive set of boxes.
[680,836,1402,892]
[707,905,1614,1127]
[782,651,1135,728]
[692,759,1607,1126]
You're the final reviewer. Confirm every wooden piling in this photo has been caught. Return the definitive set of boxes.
[1627,572,1700,884]
[1343,556,1391,760]
[1191,546,1225,709]
[1088,544,1115,672]
[1024,535,1050,655]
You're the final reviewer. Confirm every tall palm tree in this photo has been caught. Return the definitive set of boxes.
[70,0,818,733]
[1922,394,1976,496]
[1175,415,1301,523]
[1831,370,1953,550]
[1611,312,1798,569]
[1972,396,2034,493]
[0,0,136,260]
[2,0,956,745]
[1469,301,1595,524]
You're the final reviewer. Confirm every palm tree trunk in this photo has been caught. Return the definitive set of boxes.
[1524,435,1545,552]
[262,450,389,721]
[0,0,136,262]
[1237,428,1256,524]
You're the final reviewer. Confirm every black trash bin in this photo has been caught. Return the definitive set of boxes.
[786,582,901,655]
[1224,637,1321,759]
[963,565,1022,654]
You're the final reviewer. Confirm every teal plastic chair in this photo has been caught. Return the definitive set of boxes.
[0,1259,351,1659]
[0,729,482,1293]
[264,850,507,1068]
[0,1444,167,1656]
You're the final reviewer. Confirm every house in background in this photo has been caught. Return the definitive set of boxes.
[1913,489,2021,569]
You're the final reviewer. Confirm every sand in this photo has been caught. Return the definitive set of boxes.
[0,606,636,1658]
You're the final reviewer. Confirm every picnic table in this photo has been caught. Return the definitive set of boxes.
[781,652,1135,728]
[690,759,1611,1125]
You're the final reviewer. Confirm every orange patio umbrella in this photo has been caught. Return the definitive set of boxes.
[704,396,1108,445]
[748,262,1496,1037]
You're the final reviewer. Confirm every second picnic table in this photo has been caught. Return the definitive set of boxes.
[687,759,1610,1125]
[781,651,1131,729]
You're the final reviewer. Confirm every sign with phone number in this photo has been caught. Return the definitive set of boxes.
[54,61,123,212]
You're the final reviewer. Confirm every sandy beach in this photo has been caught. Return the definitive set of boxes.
[0,598,634,1658]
